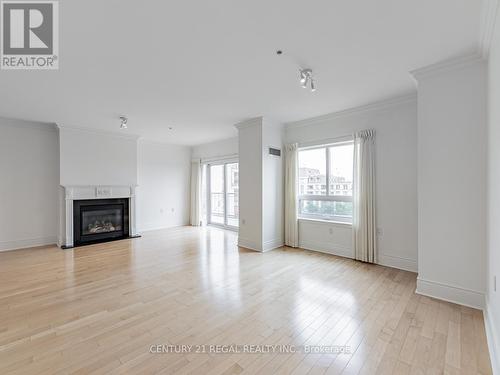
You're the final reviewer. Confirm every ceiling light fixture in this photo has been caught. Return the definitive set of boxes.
[310,79,316,92]
[119,116,128,129]
[275,50,316,92]
[299,68,316,92]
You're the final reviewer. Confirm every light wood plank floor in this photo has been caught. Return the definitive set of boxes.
[0,226,492,374]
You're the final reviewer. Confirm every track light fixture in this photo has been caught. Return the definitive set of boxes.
[119,116,128,129]
[275,50,316,92]
[299,68,316,92]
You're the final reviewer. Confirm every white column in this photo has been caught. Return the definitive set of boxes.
[412,55,487,308]
[235,117,284,252]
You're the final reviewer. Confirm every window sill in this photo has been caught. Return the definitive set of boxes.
[298,217,352,227]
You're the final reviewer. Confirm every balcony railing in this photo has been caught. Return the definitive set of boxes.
[210,192,239,219]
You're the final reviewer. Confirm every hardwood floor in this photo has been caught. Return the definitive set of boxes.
[0,226,492,374]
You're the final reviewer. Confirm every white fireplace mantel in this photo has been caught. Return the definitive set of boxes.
[61,185,138,248]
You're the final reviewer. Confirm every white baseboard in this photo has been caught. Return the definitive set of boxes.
[416,277,485,309]
[138,222,187,232]
[299,239,353,259]
[0,236,57,252]
[298,241,419,274]
[262,238,284,252]
[485,299,500,375]
[238,237,262,252]
[378,253,418,273]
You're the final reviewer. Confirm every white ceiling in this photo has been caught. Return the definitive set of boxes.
[0,0,484,145]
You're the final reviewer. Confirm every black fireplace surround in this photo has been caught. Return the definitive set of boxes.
[73,198,129,247]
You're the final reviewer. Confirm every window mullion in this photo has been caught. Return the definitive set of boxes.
[207,165,211,225]
[223,163,227,227]
[326,147,330,196]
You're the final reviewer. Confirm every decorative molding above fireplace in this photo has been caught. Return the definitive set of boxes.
[60,185,138,248]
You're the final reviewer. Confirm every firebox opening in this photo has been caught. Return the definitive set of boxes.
[73,198,129,247]
[82,209,123,235]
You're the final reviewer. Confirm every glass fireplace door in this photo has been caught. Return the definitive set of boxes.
[73,198,129,247]
[82,208,123,235]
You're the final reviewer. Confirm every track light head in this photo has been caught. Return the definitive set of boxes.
[119,116,128,129]
[299,68,316,92]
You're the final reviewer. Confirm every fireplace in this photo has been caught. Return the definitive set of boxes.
[73,198,129,246]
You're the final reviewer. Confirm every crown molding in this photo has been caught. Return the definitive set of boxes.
[56,124,141,140]
[138,138,191,148]
[479,0,499,58]
[190,135,238,149]
[198,153,238,164]
[234,117,263,130]
[410,53,485,81]
[0,116,57,132]
[285,92,416,130]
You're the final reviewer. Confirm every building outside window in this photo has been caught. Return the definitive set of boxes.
[298,142,354,222]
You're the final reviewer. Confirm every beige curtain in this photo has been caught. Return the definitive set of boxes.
[284,143,299,247]
[190,159,201,226]
[353,130,377,263]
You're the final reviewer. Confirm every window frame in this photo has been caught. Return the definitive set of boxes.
[298,141,354,223]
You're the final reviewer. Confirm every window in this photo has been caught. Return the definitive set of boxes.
[298,142,354,222]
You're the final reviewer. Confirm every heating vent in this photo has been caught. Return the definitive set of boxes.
[269,147,281,157]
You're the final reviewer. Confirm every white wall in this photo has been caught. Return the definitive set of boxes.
[298,220,353,258]
[414,57,487,309]
[0,119,59,251]
[137,141,191,231]
[262,120,284,251]
[486,4,500,373]
[285,96,418,272]
[59,127,138,186]
[236,119,263,250]
[191,137,238,160]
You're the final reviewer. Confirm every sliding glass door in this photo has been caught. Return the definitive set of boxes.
[225,163,239,227]
[209,164,225,225]
[207,162,239,229]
